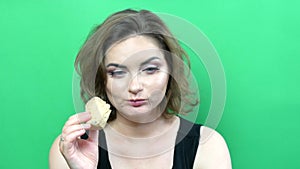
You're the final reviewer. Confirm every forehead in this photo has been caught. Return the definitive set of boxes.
[105,36,164,64]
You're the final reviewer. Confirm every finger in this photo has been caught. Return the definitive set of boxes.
[64,112,91,127]
[64,129,86,143]
[60,129,87,154]
[62,123,91,137]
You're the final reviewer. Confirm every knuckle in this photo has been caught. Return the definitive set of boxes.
[62,127,67,134]
[67,115,74,122]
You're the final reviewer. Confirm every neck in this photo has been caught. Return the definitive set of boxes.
[104,115,180,158]
[108,113,175,138]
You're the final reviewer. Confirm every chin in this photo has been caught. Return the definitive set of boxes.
[119,108,163,123]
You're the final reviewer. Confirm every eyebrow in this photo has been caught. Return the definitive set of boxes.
[106,56,161,68]
[140,56,161,66]
[106,63,127,69]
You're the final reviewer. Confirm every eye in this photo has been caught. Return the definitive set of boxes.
[107,70,127,78]
[143,66,160,74]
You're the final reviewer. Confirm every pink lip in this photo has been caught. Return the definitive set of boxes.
[128,99,147,107]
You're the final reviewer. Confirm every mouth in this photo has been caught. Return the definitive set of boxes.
[128,99,147,107]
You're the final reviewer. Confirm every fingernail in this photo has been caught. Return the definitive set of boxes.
[79,112,91,119]
[85,112,91,117]
[81,123,91,129]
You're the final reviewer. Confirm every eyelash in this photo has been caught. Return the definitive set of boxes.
[143,66,160,74]
[107,66,160,78]
[107,70,126,77]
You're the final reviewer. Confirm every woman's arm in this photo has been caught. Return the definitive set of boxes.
[49,135,71,169]
[193,126,232,169]
[48,112,98,169]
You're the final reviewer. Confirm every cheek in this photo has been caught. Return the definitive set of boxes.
[106,78,128,92]
[146,74,169,110]
[156,73,169,89]
[147,73,169,93]
[105,80,122,107]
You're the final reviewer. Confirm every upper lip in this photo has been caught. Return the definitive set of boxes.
[129,98,146,102]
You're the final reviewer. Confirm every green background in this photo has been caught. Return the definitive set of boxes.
[1,0,299,168]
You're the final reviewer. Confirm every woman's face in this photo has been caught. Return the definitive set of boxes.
[104,36,169,123]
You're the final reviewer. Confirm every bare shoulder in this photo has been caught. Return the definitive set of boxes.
[48,135,70,169]
[193,126,232,169]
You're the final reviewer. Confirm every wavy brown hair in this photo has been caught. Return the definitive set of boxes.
[75,9,198,121]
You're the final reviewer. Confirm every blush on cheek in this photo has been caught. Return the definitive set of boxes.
[148,76,169,103]
[153,74,169,90]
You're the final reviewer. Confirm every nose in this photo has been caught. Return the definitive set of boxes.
[128,74,143,94]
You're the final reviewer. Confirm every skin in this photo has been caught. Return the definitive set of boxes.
[49,36,232,169]
[105,36,170,125]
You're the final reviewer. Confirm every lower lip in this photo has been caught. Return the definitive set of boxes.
[129,100,147,107]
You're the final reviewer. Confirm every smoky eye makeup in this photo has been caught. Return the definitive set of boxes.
[141,64,160,74]
[106,64,128,78]
[107,69,127,77]
[105,55,166,77]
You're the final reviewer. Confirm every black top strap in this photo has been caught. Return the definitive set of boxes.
[97,117,201,169]
[172,117,201,169]
[97,130,112,169]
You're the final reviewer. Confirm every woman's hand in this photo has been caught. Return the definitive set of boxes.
[59,112,99,169]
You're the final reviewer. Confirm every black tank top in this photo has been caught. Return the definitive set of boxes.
[97,117,201,169]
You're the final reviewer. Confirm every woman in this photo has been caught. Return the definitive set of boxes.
[49,9,231,169]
